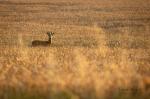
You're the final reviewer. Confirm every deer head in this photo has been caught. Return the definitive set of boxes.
[47,32,54,37]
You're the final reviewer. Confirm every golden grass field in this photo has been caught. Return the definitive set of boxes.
[0,0,150,99]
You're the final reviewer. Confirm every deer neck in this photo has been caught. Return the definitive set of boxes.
[48,37,51,43]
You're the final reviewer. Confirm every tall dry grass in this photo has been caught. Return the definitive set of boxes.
[0,0,150,99]
[0,24,150,99]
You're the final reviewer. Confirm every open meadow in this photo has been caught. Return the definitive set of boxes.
[0,0,150,99]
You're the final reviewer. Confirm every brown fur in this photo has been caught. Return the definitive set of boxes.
[32,32,54,46]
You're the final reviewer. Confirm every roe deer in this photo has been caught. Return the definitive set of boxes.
[32,32,54,46]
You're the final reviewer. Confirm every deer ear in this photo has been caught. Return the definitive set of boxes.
[47,32,51,35]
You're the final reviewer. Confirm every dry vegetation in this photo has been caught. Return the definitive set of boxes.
[0,0,150,99]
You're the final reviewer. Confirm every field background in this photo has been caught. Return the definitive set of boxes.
[0,0,150,99]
